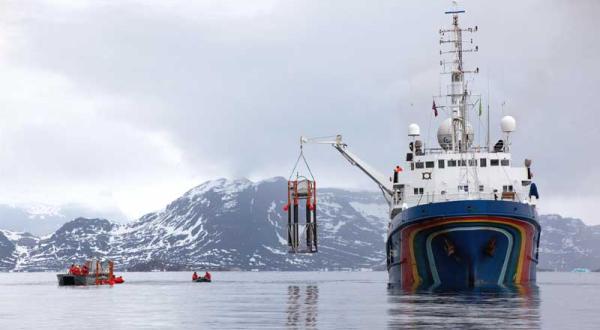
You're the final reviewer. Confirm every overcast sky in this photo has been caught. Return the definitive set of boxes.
[0,0,598,224]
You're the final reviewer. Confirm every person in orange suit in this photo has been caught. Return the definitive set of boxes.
[204,272,211,281]
[192,272,198,281]
[81,264,89,276]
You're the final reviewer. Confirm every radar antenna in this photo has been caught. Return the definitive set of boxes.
[438,1,480,153]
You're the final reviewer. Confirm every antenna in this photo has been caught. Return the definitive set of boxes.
[487,73,490,151]
[438,2,479,153]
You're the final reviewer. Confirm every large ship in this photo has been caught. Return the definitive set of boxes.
[290,5,540,290]
[385,7,542,290]
[386,7,541,290]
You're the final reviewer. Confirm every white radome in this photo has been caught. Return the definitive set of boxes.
[501,115,517,132]
[437,118,474,150]
[408,123,421,136]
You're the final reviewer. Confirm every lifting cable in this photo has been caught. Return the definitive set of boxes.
[288,144,315,181]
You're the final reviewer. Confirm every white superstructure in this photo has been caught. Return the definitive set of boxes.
[389,5,536,216]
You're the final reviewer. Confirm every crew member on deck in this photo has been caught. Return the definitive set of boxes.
[393,166,402,183]
[192,272,198,281]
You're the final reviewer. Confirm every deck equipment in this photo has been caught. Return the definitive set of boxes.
[286,139,318,253]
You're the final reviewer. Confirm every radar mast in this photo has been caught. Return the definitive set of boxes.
[438,1,479,153]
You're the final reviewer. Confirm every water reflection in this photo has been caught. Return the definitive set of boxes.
[387,285,540,329]
[286,285,319,328]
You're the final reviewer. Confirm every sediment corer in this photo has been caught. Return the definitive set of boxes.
[305,181,317,251]
[284,179,318,253]
[285,182,292,246]
[293,182,299,250]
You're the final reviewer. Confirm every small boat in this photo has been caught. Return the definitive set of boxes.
[193,276,211,283]
[57,259,124,286]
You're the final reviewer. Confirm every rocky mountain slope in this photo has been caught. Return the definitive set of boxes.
[0,177,596,271]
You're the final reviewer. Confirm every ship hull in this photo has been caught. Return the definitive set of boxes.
[387,200,540,290]
[57,274,96,286]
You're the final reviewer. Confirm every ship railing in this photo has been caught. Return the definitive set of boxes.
[421,146,491,155]
[393,191,526,207]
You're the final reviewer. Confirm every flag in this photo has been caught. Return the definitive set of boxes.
[478,98,483,116]
[432,100,438,117]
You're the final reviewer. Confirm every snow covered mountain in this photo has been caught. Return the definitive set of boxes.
[0,177,596,271]
[537,215,600,271]
[0,203,127,235]
[0,178,388,271]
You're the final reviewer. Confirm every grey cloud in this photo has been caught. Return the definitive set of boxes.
[0,0,597,221]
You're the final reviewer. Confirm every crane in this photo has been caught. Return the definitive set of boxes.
[300,135,393,205]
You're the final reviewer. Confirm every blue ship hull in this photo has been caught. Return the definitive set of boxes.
[386,200,541,290]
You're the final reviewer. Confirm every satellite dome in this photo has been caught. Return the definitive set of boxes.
[437,118,474,150]
[408,123,420,136]
[501,115,516,133]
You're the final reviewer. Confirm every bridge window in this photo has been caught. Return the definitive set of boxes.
[480,158,487,167]
[501,159,510,166]
[468,159,477,166]
[415,161,424,169]
[425,161,435,168]
[459,160,467,166]
[438,160,445,168]
[490,159,500,166]
[448,160,457,167]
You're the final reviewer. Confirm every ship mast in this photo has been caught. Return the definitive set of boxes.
[439,2,479,153]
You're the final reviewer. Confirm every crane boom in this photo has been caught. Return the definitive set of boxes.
[300,135,393,204]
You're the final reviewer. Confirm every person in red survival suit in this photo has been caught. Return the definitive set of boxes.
[192,272,198,281]
[204,272,211,281]
[72,265,81,276]
[68,264,75,274]
[81,264,89,276]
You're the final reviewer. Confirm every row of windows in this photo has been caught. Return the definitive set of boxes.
[412,185,512,195]
[457,185,485,193]
[411,158,510,170]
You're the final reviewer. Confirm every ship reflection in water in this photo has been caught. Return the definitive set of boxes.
[387,285,540,329]
[286,285,319,328]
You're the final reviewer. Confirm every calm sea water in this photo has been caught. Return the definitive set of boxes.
[0,271,598,329]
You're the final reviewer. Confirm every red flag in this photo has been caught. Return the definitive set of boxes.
[432,100,438,117]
